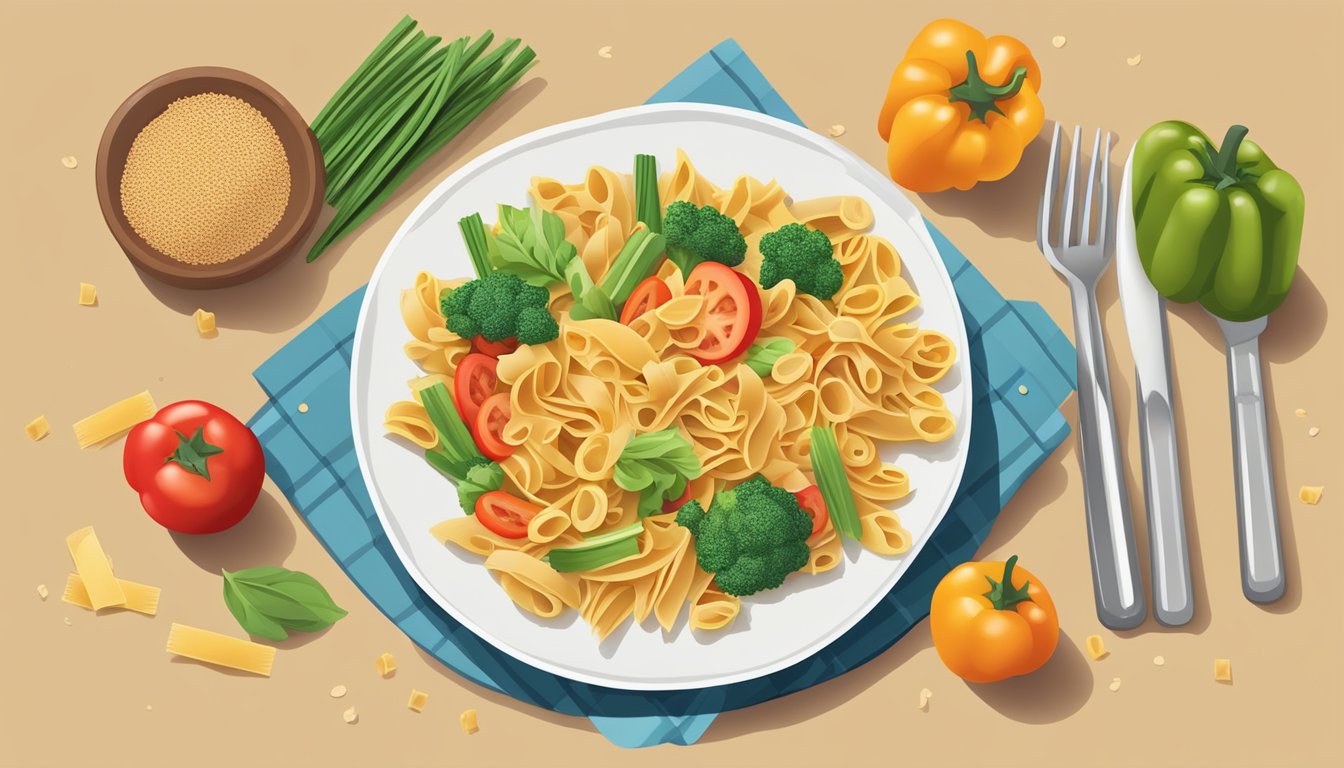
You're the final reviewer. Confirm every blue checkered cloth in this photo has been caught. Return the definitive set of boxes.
[248,39,1075,748]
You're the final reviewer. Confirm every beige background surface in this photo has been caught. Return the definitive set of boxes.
[2,1,1339,765]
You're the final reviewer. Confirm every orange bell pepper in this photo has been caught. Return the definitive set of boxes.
[878,19,1045,193]
[930,555,1059,683]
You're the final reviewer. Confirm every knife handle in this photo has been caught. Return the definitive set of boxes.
[1072,286,1146,630]
[1136,386,1194,626]
[1225,335,1285,603]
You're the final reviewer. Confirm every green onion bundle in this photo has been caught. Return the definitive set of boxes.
[308,16,537,262]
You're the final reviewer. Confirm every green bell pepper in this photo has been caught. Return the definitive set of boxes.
[1132,121,1304,321]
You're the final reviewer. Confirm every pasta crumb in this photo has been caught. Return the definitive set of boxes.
[597,45,613,59]
[1108,677,1121,692]
[917,688,932,711]
[1308,427,1320,437]
[828,125,847,138]
[37,584,49,600]
[1017,384,1029,395]
[330,684,347,698]
[1294,408,1307,417]
[78,282,97,306]
[64,616,72,626]
[460,708,479,734]
[1085,634,1108,660]
[298,403,310,414]
[1051,36,1067,48]
[25,416,50,441]
[1127,54,1142,66]
[407,689,429,712]
[61,156,78,169]
[1214,658,1232,682]
[375,652,396,677]
[1299,486,1323,505]
[342,707,358,724]
[1153,655,1165,666]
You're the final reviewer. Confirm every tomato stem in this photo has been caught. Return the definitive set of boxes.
[166,427,224,481]
[982,554,1034,611]
[947,51,1028,123]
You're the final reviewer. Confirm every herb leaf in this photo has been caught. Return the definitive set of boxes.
[613,429,702,517]
[166,427,225,480]
[457,461,504,514]
[743,337,796,378]
[222,567,349,641]
[493,205,578,287]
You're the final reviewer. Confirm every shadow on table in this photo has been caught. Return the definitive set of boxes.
[965,630,1092,723]
[169,488,296,573]
[133,76,549,334]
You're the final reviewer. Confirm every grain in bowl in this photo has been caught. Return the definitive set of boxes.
[119,92,291,265]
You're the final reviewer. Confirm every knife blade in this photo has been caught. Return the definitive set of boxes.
[1116,148,1194,627]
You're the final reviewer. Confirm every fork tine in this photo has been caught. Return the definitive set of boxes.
[1096,131,1112,246]
[1061,125,1082,247]
[1081,128,1101,245]
[1039,123,1062,248]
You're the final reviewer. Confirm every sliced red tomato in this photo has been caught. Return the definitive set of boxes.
[619,276,672,325]
[795,485,828,538]
[473,336,520,357]
[453,353,498,426]
[474,392,514,461]
[662,483,695,513]
[683,262,762,364]
[475,491,540,539]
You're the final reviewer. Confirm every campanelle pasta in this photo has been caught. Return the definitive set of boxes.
[396,151,957,640]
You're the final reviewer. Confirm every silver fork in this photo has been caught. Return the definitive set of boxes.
[1039,124,1146,630]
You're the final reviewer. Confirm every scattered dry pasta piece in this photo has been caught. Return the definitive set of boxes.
[66,527,125,609]
[1051,35,1067,48]
[63,573,160,615]
[1085,634,1108,660]
[25,416,49,441]
[1299,486,1323,505]
[375,652,396,677]
[73,391,156,448]
[917,688,932,711]
[165,623,275,676]
[37,584,49,600]
[1127,54,1142,66]
[78,283,97,306]
[1153,655,1166,667]
[1108,677,1122,692]
[342,707,358,724]
[1294,408,1306,417]
[1308,427,1320,437]
[297,402,309,414]
[597,45,613,59]
[61,156,79,169]
[1214,658,1232,682]
[407,689,429,712]
[330,684,347,698]
[460,708,479,734]
[828,125,846,137]
[194,308,216,336]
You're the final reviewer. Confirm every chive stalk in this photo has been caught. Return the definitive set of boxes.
[419,383,485,479]
[547,523,645,573]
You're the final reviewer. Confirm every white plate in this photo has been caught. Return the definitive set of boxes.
[351,103,971,691]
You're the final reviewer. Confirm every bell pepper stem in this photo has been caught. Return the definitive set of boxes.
[1214,125,1250,178]
[983,554,1034,611]
[1198,125,1258,191]
[948,51,1029,123]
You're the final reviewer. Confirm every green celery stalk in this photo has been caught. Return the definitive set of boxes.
[634,154,662,234]
[458,213,494,279]
[547,523,645,573]
[598,228,666,309]
[312,17,419,141]
[809,425,862,539]
[419,383,485,479]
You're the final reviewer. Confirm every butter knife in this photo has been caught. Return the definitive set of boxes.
[1116,148,1194,627]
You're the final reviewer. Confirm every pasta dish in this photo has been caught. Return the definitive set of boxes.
[385,150,956,641]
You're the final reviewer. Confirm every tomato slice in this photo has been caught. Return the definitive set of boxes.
[619,276,672,325]
[683,262,762,364]
[473,336,520,357]
[453,353,498,426]
[475,491,540,539]
[794,485,828,538]
[473,391,515,461]
[661,483,695,513]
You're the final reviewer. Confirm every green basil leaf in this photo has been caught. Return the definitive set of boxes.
[457,462,504,513]
[221,567,348,638]
[613,429,702,518]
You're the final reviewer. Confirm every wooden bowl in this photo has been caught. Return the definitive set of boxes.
[96,66,325,289]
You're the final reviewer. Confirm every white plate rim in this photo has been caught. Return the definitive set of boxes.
[349,102,972,691]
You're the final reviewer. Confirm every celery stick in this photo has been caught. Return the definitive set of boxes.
[547,523,644,572]
[635,154,662,234]
[809,425,863,539]
[458,213,494,278]
[419,383,484,478]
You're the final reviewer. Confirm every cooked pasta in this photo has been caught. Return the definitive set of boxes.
[401,151,957,640]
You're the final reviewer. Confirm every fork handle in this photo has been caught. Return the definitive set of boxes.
[1225,335,1285,602]
[1070,285,1147,629]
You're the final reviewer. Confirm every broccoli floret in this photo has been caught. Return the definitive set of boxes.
[758,223,844,300]
[439,272,558,345]
[676,477,812,597]
[663,201,747,276]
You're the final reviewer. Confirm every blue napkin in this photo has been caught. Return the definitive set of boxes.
[248,39,1076,748]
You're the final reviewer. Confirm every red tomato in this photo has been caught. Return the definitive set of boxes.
[123,400,265,534]
[683,262,762,364]
[474,392,514,461]
[453,353,498,426]
[619,276,672,324]
[795,485,828,538]
[473,336,520,357]
[475,491,540,539]
[662,483,695,513]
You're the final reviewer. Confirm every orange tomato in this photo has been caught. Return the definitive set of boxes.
[929,555,1059,683]
[877,19,1044,192]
